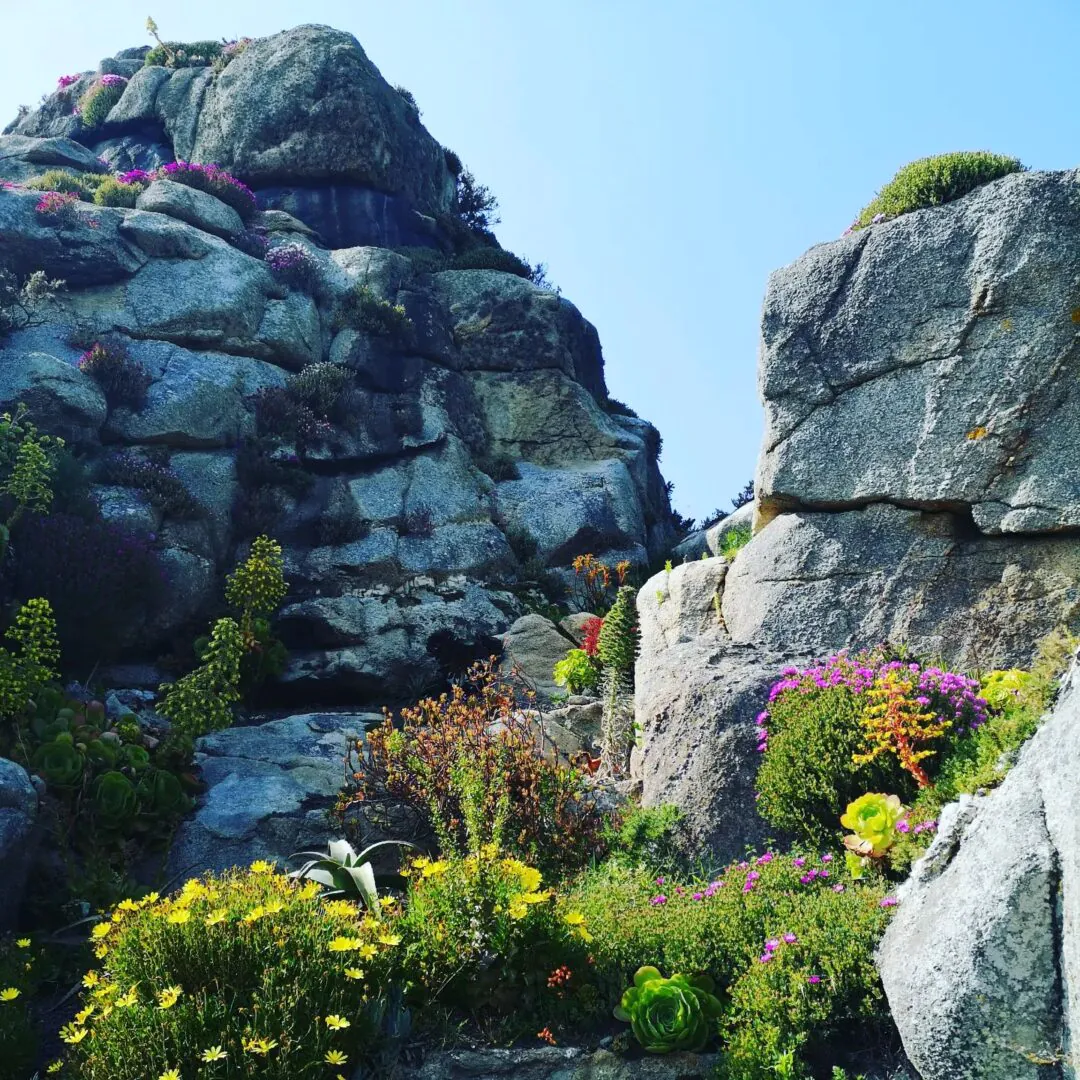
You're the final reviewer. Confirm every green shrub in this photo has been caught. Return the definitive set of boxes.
[443,148,463,176]
[755,680,914,850]
[23,170,104,200]
[144,40,224,68]
[606,803,686,873]
[450,246,531,278]
[336,284,413,339]
[288,362,351,417]
[570,852,894,1079]
[395,246,450,275]
[93,176,145,208]
[0,936,42,1079]
[0,269,64,342]
[854,151,1023,229]
[61,866,406,1080]
[720,523,753,560]
[398,848,596,1034]
[553,647,600,695]
[77,79,127,130]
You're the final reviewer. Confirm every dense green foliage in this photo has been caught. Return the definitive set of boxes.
[552,647,601,694]
[335,284,413,338]
[854,151,1023,228]
[720,523,753,560]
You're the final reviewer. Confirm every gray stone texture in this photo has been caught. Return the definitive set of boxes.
[0,757,39,931]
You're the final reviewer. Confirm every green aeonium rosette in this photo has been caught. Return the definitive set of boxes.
[613,965,722,1053]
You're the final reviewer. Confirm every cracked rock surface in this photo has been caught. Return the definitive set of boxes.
[877,654,1080,1080]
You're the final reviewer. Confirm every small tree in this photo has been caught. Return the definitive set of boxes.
[455,168,500,233]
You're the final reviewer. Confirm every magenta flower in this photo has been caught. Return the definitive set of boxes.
[792,857,806,868]
[807,975,821,984]
[57,73,81,89]
[782,933,797,944]
[758,953,773,964]
[649,894,667,906]
[821,853,834,864]
[764,938,780,952]
[880,896,899,909]
[832,884,845,893]
[896,819,911,834]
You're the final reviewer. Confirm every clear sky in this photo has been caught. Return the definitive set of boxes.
[2,1,1078,523]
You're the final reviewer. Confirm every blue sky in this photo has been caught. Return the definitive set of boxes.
[2,1,1078,523]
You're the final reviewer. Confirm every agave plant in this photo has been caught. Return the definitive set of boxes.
[614,965,722,1054]
[288,838,418,912]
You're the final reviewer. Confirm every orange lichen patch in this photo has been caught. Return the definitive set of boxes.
[1070,307,1080,324]
[966,426,988,441]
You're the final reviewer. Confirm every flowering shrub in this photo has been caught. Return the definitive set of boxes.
[398,848,596,1033]
[77,76,127,129]
[59,865,407,1079]
[570,851,894,1078]
[212,37,254,72]
[850,151,1022,231]
[92,176,145,208]
[77,341,152,410]
[336,284,413,339]
[289,362,351,418]
[582,615,603,657]
[571,553,630,613]
[152,161,257,220]
[755,651,987,847]
[57,73,82,89]
[337,659,607,875]
[99,451,198,518]
[34,190,80,225]
[265,242,319,291]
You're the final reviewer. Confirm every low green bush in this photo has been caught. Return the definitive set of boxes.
[93,176,145,208]
[854,151,1023,229]
[23,170,104,200]
[553,647,600,695]
[336,284,413,339]
[450,246,531,278]
[720,523,753,560]
[144,40,224,68]
[395,246,450,274]
[604,803,686,876]
[77,78,127,130]
[570,852,894,1077]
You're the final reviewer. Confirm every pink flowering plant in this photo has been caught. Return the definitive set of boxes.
[265,242,319,292]
[34,191,80,226]
[569,847,895,1077]
[76,75,128,129]
[754,648,988,849]
[152,161,257,220]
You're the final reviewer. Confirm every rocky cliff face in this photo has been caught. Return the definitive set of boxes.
[636,170,1080,858]
[0,25,673,700]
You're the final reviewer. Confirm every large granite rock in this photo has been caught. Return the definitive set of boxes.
[404,1048,717,1080]
[501,613,575,700]
[181,26,454,212]
[758,168,1080,536]
[135,179,245,241]
[166,712,379,876]
[0,758,38,931]
[877,654,1080,1080]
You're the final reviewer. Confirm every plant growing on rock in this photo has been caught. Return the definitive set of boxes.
[553,647,601,695]
[99,451,199,519]
[34,190,80,225]
[571,553,630,613]
[720,522,752,560]
[265,241,319,291]
[337,283,413,339]
[851,151,1022,230]
[0,404,63,566]
[152,161,257,220]
[455,167,500,233]
[92,175,146,208]
[0,269,64,341]
[338,659,607,876]
[614,966,722,1054]
[596,585,639,775]
[76,75,127,129]
[77,340,152,410]
[23,170,105,200]
[839,793,905,861]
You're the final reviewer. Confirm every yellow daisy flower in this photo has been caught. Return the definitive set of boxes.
[116,988,139,1008]
[563,911,586,926]
[242,905,267,923]
[298,880,321,899]
[60,1024,88,1044]
[158,1070,180,1080]
[46,1061,63,1073]
[117,898,140,912]
[324,900,358,918]
[166,909,191,925]
[325,1049,348,1065]
[343,967,364,980]
[205,909,228,926]
[249,860,274,875]
[379,896,397,910]
[15,938,30,948]
[244,1037,278,1055]
[357,943,378,961]
[325,1014,350,1030]
[74,1006,94,1024]
[82,971,100,989]
[328,936,363,952]
[90,922,112,940]
[157,985,182,1009]
[480,841,499,860]
[139,892,160,906]
[421,860,449,878]
[0,987,21,1002]
[93,943,109,960]
[378,933,401,947]
[200,1046,227,1062]
[263,899,284,914]
[521,890,551,905]
[508,902,528,920]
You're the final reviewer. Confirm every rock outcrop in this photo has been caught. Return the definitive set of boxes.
[636,171,1080,861]
[877,653,1080,1080]
[0,27,674,702]
[0,757,39,931]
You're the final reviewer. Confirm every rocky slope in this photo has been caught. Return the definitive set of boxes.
[635,169,1080,858]
[0,25,674,701]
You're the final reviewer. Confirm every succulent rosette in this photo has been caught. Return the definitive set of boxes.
[840,792,905,857]
[613,965,722,1053]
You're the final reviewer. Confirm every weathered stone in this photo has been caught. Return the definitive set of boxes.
[0,348,107,443]
[117,209,215,260]
[877,656,1080,1080]
[758,168,1080,536]
[91,135,172,174]
[185,26,454,211]
[105,65,172,125]
[103,343,286,448]
[403,1047,717,1080]
[135,179,244,240]
[167,712,377,875]
[0,757,38,931]
[0,133,105,172]
[722,504,1080,670]
[501,613,575,700]
[0,189,145,286]
[634,558,783,857]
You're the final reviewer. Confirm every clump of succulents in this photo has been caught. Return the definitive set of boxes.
[614,965,722,1053]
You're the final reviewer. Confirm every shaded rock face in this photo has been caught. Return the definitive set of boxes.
[0,30,674,703]
[877,654,1080,1080]
[637,172,1080,862]
[402,1047,718,1080]
[0,757,39,931]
